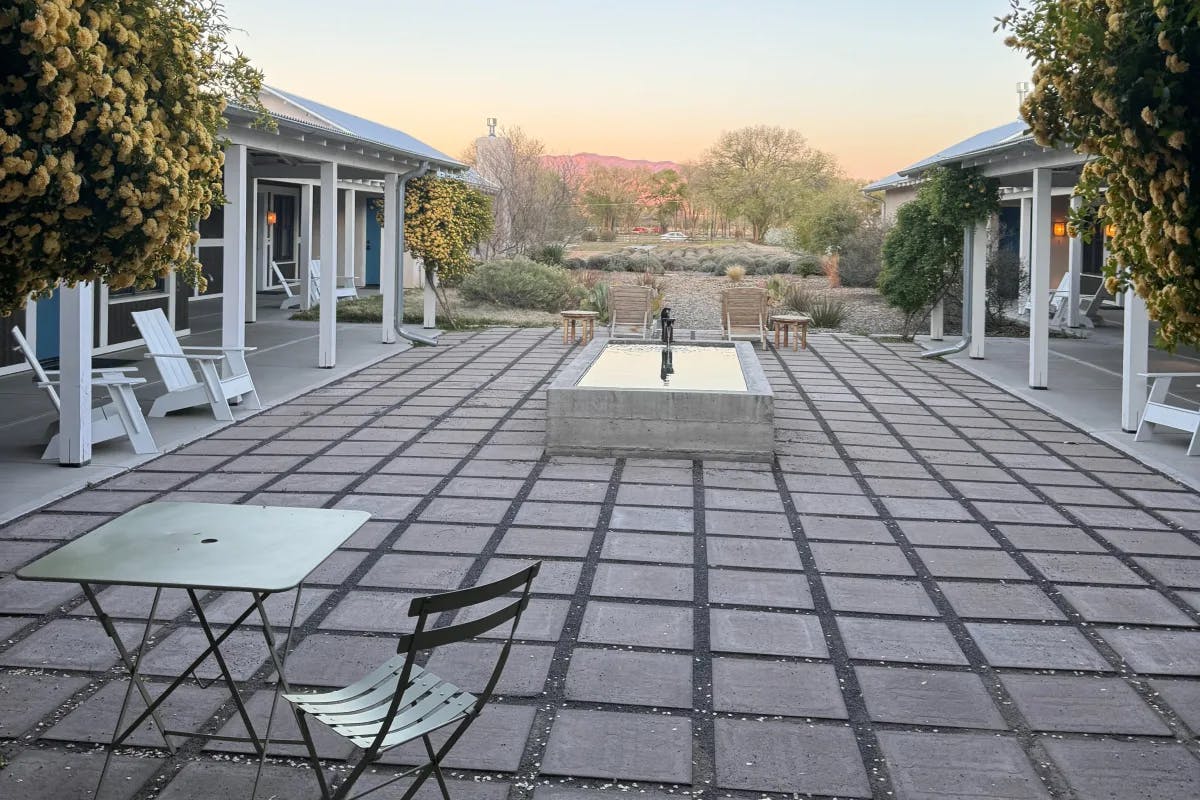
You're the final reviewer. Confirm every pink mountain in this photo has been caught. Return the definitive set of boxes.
[542,152,682,173]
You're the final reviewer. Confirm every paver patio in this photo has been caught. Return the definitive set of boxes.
[1,327,1198,799]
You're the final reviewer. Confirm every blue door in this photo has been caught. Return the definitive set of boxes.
[36,288,60,359]
[364,207,382,285]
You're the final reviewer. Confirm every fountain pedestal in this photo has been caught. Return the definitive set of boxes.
[546,339,775,462]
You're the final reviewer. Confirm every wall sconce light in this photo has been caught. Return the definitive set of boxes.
[265,210,278,225]
[1052,221,1067,238]
[1105,224,1116,238]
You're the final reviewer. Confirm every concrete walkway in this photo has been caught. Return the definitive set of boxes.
[0,330,1197,799]
[0,294,419,524]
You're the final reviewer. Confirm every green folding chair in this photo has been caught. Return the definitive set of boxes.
[285,563,540,800]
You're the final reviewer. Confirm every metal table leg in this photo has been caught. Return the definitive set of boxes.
[251,585,305,800]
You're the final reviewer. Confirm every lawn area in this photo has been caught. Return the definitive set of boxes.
[290,288,561,329]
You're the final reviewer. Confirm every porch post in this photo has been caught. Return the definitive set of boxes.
[246,177,258,324]
[221,144,248,350]
[343,188,357,285]
[1018,196,1032,309]
[1066,195,1083,327]
[58,282,93,466]
[1121,288,1149,432]
[381,173,399,344]
[929,300,944,341]
[319,161,338,368]
[968,217,988,359]
[299,183,314,311]
[1029,168,1052,388]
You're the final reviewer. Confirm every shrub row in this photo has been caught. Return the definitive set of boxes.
[459,257,575,312]
[563,247,822,276]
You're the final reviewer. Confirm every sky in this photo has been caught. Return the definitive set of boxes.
[221,0,1033,181]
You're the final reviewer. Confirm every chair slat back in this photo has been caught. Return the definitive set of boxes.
[11,326,59,411]
[131,309,195,391]
[270,261,296,298]
[610,285,651,329]
[308,259,322,303]
[723,287,766,328]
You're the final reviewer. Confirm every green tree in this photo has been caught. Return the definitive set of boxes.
[402,175,493,324]
[698,125,836,242]
[878,167,1000,337]
[790,179,875,253]
[1000,0,1200,347]
[580,165,642,232]
[0,0,267,316]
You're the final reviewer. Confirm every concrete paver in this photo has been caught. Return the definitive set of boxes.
[1,330,1198,799]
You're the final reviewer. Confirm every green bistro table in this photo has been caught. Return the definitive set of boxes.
[17,501,371,799]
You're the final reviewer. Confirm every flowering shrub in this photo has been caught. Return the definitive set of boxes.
[0,0,266,316]
[402,176,493,289]
[1000,0,1199,347]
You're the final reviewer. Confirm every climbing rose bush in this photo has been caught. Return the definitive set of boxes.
[1001,0,1199,348]
[0,0,265,316]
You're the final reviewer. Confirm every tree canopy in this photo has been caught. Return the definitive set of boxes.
[0,0,265,316]
[1000,0,1199,347]
[698,125,836,242]
[790,178,875,253]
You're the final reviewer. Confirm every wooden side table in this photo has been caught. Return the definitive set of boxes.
[561,310,599,344]
[771,314,811,351]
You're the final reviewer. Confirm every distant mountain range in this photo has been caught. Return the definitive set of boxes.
[542,152,682,173]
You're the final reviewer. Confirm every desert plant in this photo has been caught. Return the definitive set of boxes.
[565,257,588,270]
[530,243,566,266]
[460,257,573,311]
[580,229,599,242]
[629,253,663,274]
[781,282,815,314]
[585,253,611,271]
[726,265,747,283]
[580,281,611,322]
[805,295,847,328]
[822,254,841,288]
[791,253,823,276]
[835,220,888,288]
[765,275,790,306]
[599,229,617,242]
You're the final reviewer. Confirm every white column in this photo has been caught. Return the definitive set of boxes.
[318,161,338,368]
[246,177,258,324]
[343,188,356,285]
[423,273,437,329]
[1066,195,1083,327]
[1121,288,1149,432]
[222,144,248,351]
[298,183,314,311]
[381,173,399,343]
[58,282,93,466]
[1018,196,1032,309]
[929,299,944,340]
[969,217,988,359]
[1029,168,1052,388]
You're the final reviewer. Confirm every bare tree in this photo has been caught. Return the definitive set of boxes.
[464,125,582,256]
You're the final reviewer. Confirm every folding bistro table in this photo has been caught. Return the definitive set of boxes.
[17,501,370,799]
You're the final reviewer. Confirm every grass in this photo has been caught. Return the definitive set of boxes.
[289,289,561,330]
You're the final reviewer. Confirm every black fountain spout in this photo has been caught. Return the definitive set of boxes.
[660,306,675,346]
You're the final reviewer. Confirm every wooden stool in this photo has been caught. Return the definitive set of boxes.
[561,310,599,345]
[771,314,811,351]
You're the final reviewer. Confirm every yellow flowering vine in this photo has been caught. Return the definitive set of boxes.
[0,0,266,316]
[1000,0,1199,348]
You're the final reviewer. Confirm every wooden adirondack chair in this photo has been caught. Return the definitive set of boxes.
[132,309,261,422]
[609,285,653,340]
[1135,372,1200,456]
[308,259,359,304]
[270,260,302,310]
[11,327,157,459]
[721,287,768,347]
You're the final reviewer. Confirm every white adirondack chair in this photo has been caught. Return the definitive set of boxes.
[307,259,358,304]
[270,260,302,310]
[11,327,157,459]
[131,309,261,422]
[1135,372,1200,455]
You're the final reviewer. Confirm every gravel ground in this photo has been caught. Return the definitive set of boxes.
[605,271,910,335]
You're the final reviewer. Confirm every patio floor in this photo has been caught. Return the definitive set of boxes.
[1,328,1198,799]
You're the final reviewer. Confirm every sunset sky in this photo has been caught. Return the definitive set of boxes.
[221,0,1032,181]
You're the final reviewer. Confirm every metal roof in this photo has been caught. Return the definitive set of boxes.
[864,120,1031,193]
[863,172,910,192]
[265,86,462,168]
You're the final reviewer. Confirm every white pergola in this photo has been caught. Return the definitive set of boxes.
[897,136,1151,435]
[54,104,462,466]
